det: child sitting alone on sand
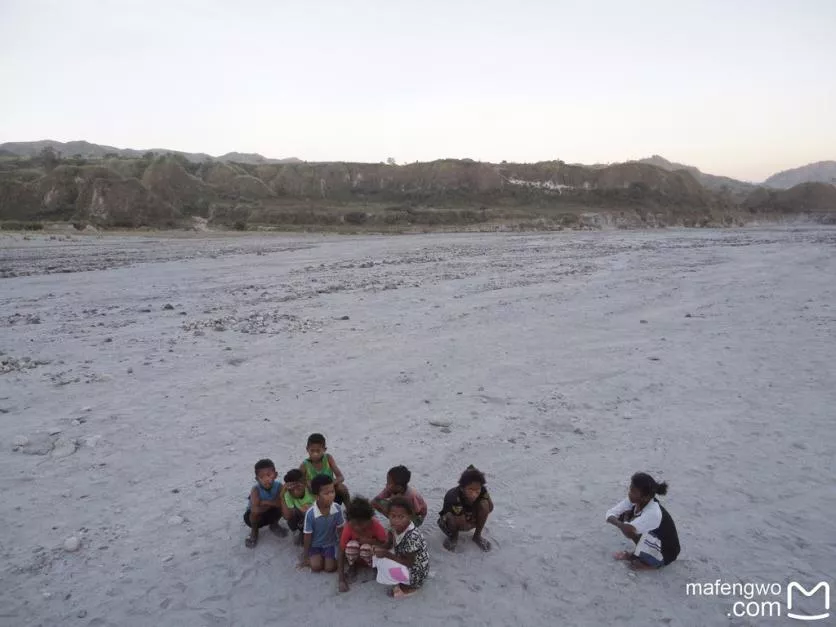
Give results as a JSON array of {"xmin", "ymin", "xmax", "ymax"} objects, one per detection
[
  {"xmin": 243, "ymin": 458, "xmax": 288, "ymax": 548},
  {"xmin": 373, "ymin": 496, "xmax": 430, "ymax": 598},
  {"xmin": 300, "ymin": 474, "xmax": 345, "ymax": 573},
  {"xmin": 606, "ymin": 472, "xmax": 681, "ymax": 569},
  {"xmin": 299, "ymin": 433, "xmax": 350, "ymax": 506},
  {"xmin": 438, "ymin": 465, "xmax": 494, "ymax": 552},
  {"xmin": 337, "ymin": 497, "xmax": 389, "ymax": 593},
  {"xmin": 280, "ymin": 468, "xmax": 315, "ymax": 543},
  {"xmin": 371, "ymin": 465, "xmax": 428, "ymax": 526}
]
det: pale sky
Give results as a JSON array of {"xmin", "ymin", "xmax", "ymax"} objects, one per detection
[{"xmin": 1, "ymin": 0, "xmax": 834, "ymax": 181}]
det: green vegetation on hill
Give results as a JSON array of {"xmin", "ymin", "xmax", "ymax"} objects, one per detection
[{"xmin": 1, "ymin": 146, "xmax": 833, "ymax": 231}]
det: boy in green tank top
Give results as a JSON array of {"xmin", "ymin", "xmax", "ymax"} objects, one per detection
[
  {"xmin": 299, "ymin": 433, "xmax": 351, "ymax": 506},
  {"xmin": 280, "ymin": 468, "xmax": 315, "ymax": 544}
]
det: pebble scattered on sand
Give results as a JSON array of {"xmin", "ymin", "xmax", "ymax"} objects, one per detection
[
  {"xmin": 63, "ymin": 536, "xmax": 81, "ymax": 552},
  {"xmin": 168, "ymin": 515, "xmax": 184, "ymax": 525}
]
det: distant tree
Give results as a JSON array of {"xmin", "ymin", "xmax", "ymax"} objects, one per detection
[
  {"xmin": 386, "ymin": 157, "xmax": 397, "ymax": 166},
  {"xmin": 142, "ymin": 151, "xmax": 156, "ymax": 161},
  {"xmin": 104, "ymin": 152, "xmax": 119, "ymax": 159},
  {"xmin": 38, "ymin": 147, "xmax": 59, "ymax": 171}
]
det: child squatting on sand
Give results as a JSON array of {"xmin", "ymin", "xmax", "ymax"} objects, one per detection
[
  {"xmin": 372, "ymin": 465, "xmax": 428, "ymax": 526},
  {"xmin": 300, "ymin": 433, "xmax": 351, "ymax": 506},
  {"xmin": 337, "ymin": 497, "xmax": 389, "ymax": 593},
  {"xmin": 606, "ymin": 472, "xmax": 681, "ymax": 569},
  {"xmin": 373, "ymin": 496, "xmax": 430, "ymax": 598},
  {"xmin": 243, "ymin": 458, "xmax": 288, "ymax": 548},
  {"xmin": 300, "ymin": 473, "xmax": 345, "ymax": 573},
  {"xmin": 280, "ymin": 468, "xmax": 315, "ymax": 543},
  {"xmin": 438, "ymin": 465, "xmax": 494, "ymax": 552}
]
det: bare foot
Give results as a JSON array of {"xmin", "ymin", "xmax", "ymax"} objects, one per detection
[
  {"xmin": 472, "ymin": 535, "xmax": 491, "ymax": 552},
  {"xmin": 613, "ymin": 551, "xmax": 633, "ymax": 561},
  {"xmin": 269, "ymin": 522, "xmax": 288, "ymax": 537},
  {"xmin": 393, "ymin": 584, "xmax": 418, "ymax": 598},
  {"xmin": 338, "ymin": 580, "xmax": 349, "ymax": 593},
  {"xmin": 629, "ymin": 560, "xmax": 656, "ymax": 571},
  {"xmin": 443, "ymin": 536, "xmax": 458, "ymax": 552},
  {"xmin": 245, "ymin": 534, "xmax": 258, "ymax": 548},
  {"xmin": 293, "ymin": 532, "xmax": 304, "ymax": 546}
]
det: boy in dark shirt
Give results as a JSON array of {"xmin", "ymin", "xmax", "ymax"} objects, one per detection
[{"xmin": 438, "ymin": 465, "xmax": 494, "ymax": 552}]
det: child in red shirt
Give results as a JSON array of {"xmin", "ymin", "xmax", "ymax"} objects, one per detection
[{"xmin": 337, "ymin": 497, "xmax": 388, "ymax": 593}]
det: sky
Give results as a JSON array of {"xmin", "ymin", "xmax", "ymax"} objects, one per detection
[{"xmin": 0, "ymin": 0, "xmax": 834, "ymax": 181}]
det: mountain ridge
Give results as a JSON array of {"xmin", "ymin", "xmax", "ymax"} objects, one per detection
[
  {"xmin": 763, "ymin": 161, "xmax": 836, "ymax": 189},
  {"xmin": 0, "ymin": 140, "xmax": 301, "ymax": 165}
]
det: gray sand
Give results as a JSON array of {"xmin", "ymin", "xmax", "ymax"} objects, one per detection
[{"xmin": 1, "ymin": 228, "xmax": 834, "ymax": 626}]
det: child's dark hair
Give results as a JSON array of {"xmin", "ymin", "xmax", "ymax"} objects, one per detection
[
  {"xmin": 346, "ymin": 497, "xmax": 374, "ymax": 521},
  {"xmin": 631, "ymin": 472, "xmax": 669, "ymax": 497},
  {"xmin": 458, "ymin": 464, "xmax": 486, "ymax": 488},
  {"xmin": 388, "ymin": 465, "xmax": 411, "ymax": 488},
  {"xmin": 284, "ymin": 468, "xmax": 303, "ymax": 483},
  {"xmin": 307, "ymin": 433, "xmax": 326, "ymax": 447},
  {"xmin": 254, "ymin": 458, "xmax": 275, "ymax": 473},
  {"xmin": 388, "ymin": 495, "xmax": 414, "ymax": 517},
  {"xmin": 310, "ymin": 473, "xmax": 334, "ymax": 495}
]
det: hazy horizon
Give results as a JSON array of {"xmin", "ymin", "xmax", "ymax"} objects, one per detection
[{"xmin": 1, "ymin": 0, "xmax": 834, "ymax": 182}]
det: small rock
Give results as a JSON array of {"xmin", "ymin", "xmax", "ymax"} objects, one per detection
[
  {"xmin": 104, "ymin": 337, "xmax": 113, "ymax": 343},
  {"xmin": 139, "ymin": 308, "xmax": 152, "ymax": 313},
  {"xmin": 127, "ymin": 368, "xmax": 133, "ymax": 374},
  {"xmin": 12, "ymin": 435, "xmax": 29, "ymax": 447},
  {"xmin": 162, "ymin": 554, "xmax": 174, "ymax": 562},
  {"xmin": 429, "ymin": 419, "xmax": 452, "ymax": 428},
  {"xmin": 77, "ymin": 610, "xmax": 87, "ymax": 618},
  {"xmin": 339, "ymin": 315, "xmax": 350, "ymax": 321},
  {"xmin": 168, "ymin": 515, "xmax": 184, "ymax": 525},
  {"xmin": 648, "ymin": 357, "xmax": 660, "ymax": 361},
  {"xmin": 71, "ymin": 419, "xmax": 81, "ymax": 427},
  {"xmin": 440, "ymin": 427, "xmax": 452, "ymax": 434},
  {"xmin": 51, "ymin": 437, "xmax": 78, "ymax": 459},
  {"xmin": 171, "ymin": 488, "xmax": 180, "ymax": 494},
  {"xmin": 639, "ymin": 319, "xmax": 648, "ymax": 324},
  {"xmin": 193, "ymin": 330, "xmax": 205, "ymax": 337},
  {"xmin": 63, "ymin": 536, "xmax": 81, "ymax": 552},
  {"xmin": 82, "ymin": 407, "xmax": 92, "ymax": 413},
  {"xmin": 685, "ymin": 313, "xmax": 693, "ymax": 318},
  {"xmin": 573, "ymin": 427, "xmax": 584, "ymax": 435},
  {"xmin": 163, "ymin": 304, "xmax": 174, "ymax": 310}
]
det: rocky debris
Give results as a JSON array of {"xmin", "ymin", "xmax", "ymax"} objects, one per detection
[
  {"xmin": 429, "ymin": 419, "xmax": 452, "ymax": 428},
  {"xmin": 12, "ymin": 432, "xmax": 82, "ymax": 457},
  {"xmin": 182, "ymin": 310, "xmax": 324, "ymax": 335},
  {"xmin": 1, "ymin": 355, "xmax": 50, "ymax": 374},
  {"xmin": 63, "ymin": 536, "xmax": 81, "ymax": 552},
  {"xmin": 3, "ymin": 312, "xmax": 42, "ymax": 326},
  {"xmin": 167, "ymin": 515, "xmax": 184, "ymax": 525},
  {"xmin": 163, "ymin": 303, "xmax": 174, "ymax": 310}
]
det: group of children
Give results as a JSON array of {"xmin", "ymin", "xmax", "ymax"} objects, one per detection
[
  {"xmin": 242, "ymin": 433, "xmax": 496, "ymax": 597},
  {"xmin": 243, "ymin": 433, "xmax": 681, "ymax": 597}
]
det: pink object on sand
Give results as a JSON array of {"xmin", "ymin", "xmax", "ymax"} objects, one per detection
[{"xmin": 389, "ymin": 567, "xmax": 409, "ymax": 583}]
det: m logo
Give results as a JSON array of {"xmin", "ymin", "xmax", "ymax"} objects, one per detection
[{"xmin": 787, "ymin": 582, "xmax": 830, "ymax": 621}]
